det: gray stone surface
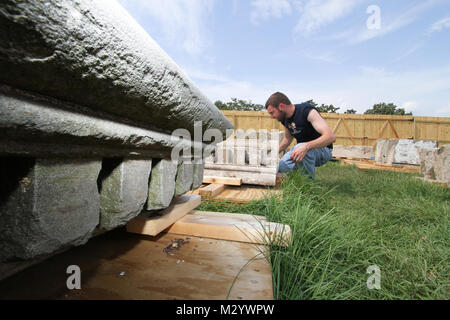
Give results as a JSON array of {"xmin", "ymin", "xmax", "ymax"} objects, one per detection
[
  {"xmin": 192, "ymin": 162, "xmax": 204, "ymax": 190},
  {"xmin": 332, "ymin": 145, "xmax": 374, "ymax": 159},
  {"xmin": 0, "ymin": 0, "xmax": 232, "ymax": 137},
  {"xmin": 99, "ymin": 159, "xmax": 152, "ymax": 230},
  {"xmin": 0, "ymin": 158, "xmax": 101, "ymax": 261},
  {"xmin": 175, "ymin": 161, "xmax": 194, "ymax": 196},
  {"xmin": 146, "ymin": 159, "xmax": 177, "ymax": 210},
  {"xmin": 376, "ymin": 139, "xmax": 439, "ymax": 165},
  {"xmin": 394, "ymin": 140, "xmax": 438, "ymax": 165},
  {"xmin": 375, "ymin": 139, "xmax": 398, "ymax": 164},
  {"xmin": 0, "ymin": 87, "xmax": 195, "ymax": 158},
  {"xmin": 418, "ymin": 144, "xmax": 450, "ymax": 183}
]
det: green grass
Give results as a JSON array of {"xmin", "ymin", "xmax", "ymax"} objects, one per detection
[{"xmin": 197, "ymin": 162, "xmax": 450, "ymax": 300}]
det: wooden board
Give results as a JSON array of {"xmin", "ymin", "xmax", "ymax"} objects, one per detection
[
  {"xmin": 126, "ymin": 194, "xmax": 201, "ymax": 236},
  {"xmin": 415, "ymin": 176, "xmax": 449, "ymax": 188},
  {"xmin": 189, "ymin": 185, "xmax": 281, "ymax": 204},
  {"xmin": 355, "ymin": 162, "xmax": 419, "ymax": 173},
  {"xmin": 340, "ymin": 159, "xmax": 420, "ymax": 173},
  {"xmin": 275, "ymin": 173, "xmax": 285, "ymax": 187},
  {"xmin": 203, "ymin": 176, "xmax": 242, "ymax": 186},
  {"xmin": 190, "ymin": 210, "xmax": 267, "ymax": 221},
  {"xmin": 166, "ymin": 212, "xmax": 291, "ymax": 246},
  {"xmin": 212, "ymin": 185, "xmax": 281, "ymax": 204},
  {"xmin": 198, "ymin": 183, "xmax": 225, "ymax": 199},
  {"xmin": 0, "ymin": 230, "xmax": 273, "ymax": 300}
]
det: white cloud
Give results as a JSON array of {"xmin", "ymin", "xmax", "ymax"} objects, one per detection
[
  {"xmin": 401, "ymin": 101, "xmax": 419, "ymax": 112},
  {"xmin": 187, "ymin": 64, "xmax": 450, "ymax": 116},
  {"xmin": 435, "ymin": 104, "xmax": 450, "ymax": 115},
  {"xmin": 117, "ymin": 0, "xmax": 215, "ymax": 55},
  {"xmin": 359, "ymin": 66, "xmax": 392, "ymax": 77},
  {"xmin": 293, "ymin": 0, "xmax": 361, "ymax": 35},
  {"xmin": 428, "ymin": 16, "xmax": 450, "ymax": 34},
  {"xmin": 250, "ymin": 0, "xmax": 292, "ymax": 25}
]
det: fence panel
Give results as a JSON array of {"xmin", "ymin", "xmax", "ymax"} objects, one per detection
[{"xmin": 221, "ymin": 110, "xmax": 449, "ymax": 147}]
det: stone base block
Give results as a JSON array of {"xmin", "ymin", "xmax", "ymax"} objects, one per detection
[
  {"xmin": 0, "ymin": 158, "xmax": 101, "ymax": 261},
  {"xmin": 99, "ymin": 158, "xmax": 152, "ymax": 230},
  {"xmin": 146, "ymin": 159, "xmax": 177, "ymax": 210}
]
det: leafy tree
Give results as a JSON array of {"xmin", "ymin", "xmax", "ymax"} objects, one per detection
[
  {"xmin": 364, "ymin": 102, "xmax": 412, "ymax": 115},
  {"xmin": 305, "ymin": 99, "xmax": 318, "ymax": 107},
  {"xmin": 344, "ymin": 109, "xmax": 357, "ymax": 114},
  {"xmin": 304, "ymin": 99, "xmax": 340, "ymax": 113},
  {"xmin": 214, "ymin": 98, "xmax": 264, "ymax": 111},
  {"xmin": 317, "ymin": 103, "xmax": 340, "ymax": 113}
]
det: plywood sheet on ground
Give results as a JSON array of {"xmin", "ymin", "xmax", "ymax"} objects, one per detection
[{"xmin": 0, "ymin": 229, "xmax": 273, "ymax": 300}]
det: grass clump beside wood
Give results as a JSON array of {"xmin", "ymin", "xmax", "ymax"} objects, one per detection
[{"xmin": 197, "ymin": 162, "xmax": 450, "ymax": 300}]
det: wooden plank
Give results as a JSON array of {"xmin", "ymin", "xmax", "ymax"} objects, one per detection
[
  {"xmin": 388, "ymin": 120, "xmax": 399, "ymax": 138},
  {"xmin": 341, "ymin": 118, "xmax": 355, "ymax": 145},
  {"xmin": 203, "ymin": 176, "xmax": 242, "ymax": 186},
  {"xmin": 190, "ymin": 210, "xmax": 268, "ymax": 221},
  {"xmin": 211, "ymin": 185, "xmax": 281, "ymax": 204},
  {"xmin": 166, "ymin": 212, "xmax": 291, "ymax": 246},
  {"xmin": 415, "ymin": 177, "xmax": 449, "ymax": 188},
  {"xmin": 353, "ymin": 162, "xmax": 419, "ymax": 173},
  {"xmin": 189, "ymin": 210, "xmax": 267, "ymax": 221},
  {"xmin": 276, "ymin": 173, "xmax": 285, "ymax": 187},
  {"xmin": 372, "ymin": 120, "xmax": 389, "ymax": 148},
  {"xmin": 126, "ymin": 194, "xmax": 201, "ymax": 236},
  {"xmin": 198, "ymin": 183, "xmax": 225, "ymax": 199},
  {"xmin": 332, "ymin": 118, "xmax": 342, "ymax": 133}
]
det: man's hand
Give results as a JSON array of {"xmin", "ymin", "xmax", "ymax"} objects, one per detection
[{"xmin": 290, "ymin": 144, "xmax": 309, "ymax": 162}]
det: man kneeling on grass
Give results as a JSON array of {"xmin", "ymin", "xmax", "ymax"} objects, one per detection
[{"xmin": 266, "ymin": 92, "xmax": 336, "ymax": 179}]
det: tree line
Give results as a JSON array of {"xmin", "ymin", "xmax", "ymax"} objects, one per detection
[{"xmin": 214, "ymin": 98, "xmax": 412, "ymax": 115}]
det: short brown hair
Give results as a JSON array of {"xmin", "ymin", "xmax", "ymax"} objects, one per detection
[{"xmin": 265, "ymin": 92, "xmax": 291, "ymax": 109}]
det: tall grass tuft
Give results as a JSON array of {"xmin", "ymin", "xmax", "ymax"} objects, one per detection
[{"xmin": 197, "ymin": 162, "xmax": 450, "ymax": 299}]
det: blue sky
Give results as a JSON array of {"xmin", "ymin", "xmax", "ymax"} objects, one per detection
[{"xmin": 117, "ymin": 0, "xmax": 450, "ymax": 116}]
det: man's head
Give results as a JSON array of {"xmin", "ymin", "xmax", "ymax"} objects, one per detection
[{"xmin": 265, "ymin": 92, "xmax": 292, "ymax": 122}]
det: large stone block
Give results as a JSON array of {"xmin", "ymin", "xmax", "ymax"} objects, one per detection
[
  {"xmin": 146, "ymin": 159, "xmax": 177, "ymax": 210},
  {"xmin": 0, "ymin": 0, "xmax": 232, "ymax": 137},
  {"xmin": 0, "ymin": 88, "xmax": 193, "ymax": 158},
  {"xmin": 0, "ymin": 158, "xmax": 101, "ymax": 261},
  {"xmin": 99, "ymin": 158, "xmax": 152, "ymax": 230},
  {"xmin": 332, "ymin": 145, "xmax": 374, "ymax": 159},
  {"xmin": 375, "ymin": 139, "xmax": 398, "ymax": 164},
  {"xmin": 394, "ymin": 140, "xmax": 438, "ymax": 165},
  {"xmin": 418, "ymin": 145, "xmax": 450, "ymax": 183}
]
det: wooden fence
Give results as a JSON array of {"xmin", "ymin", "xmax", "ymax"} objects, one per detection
[{"xmin": 221, "ymin": 111, "xmax": 450, "ymax": 147}]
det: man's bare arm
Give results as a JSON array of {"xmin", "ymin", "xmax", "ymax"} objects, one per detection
[
  {"xmin": 303, "ymin": 109, "xmax": 336, "ymax": 150},
  {"xmin": 279, "ymin": 127, "xmax": 293, "ymax": 154},
  {"xmin": 290, "ymin": 109, "xmax": 336, "ymax": 162}
]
